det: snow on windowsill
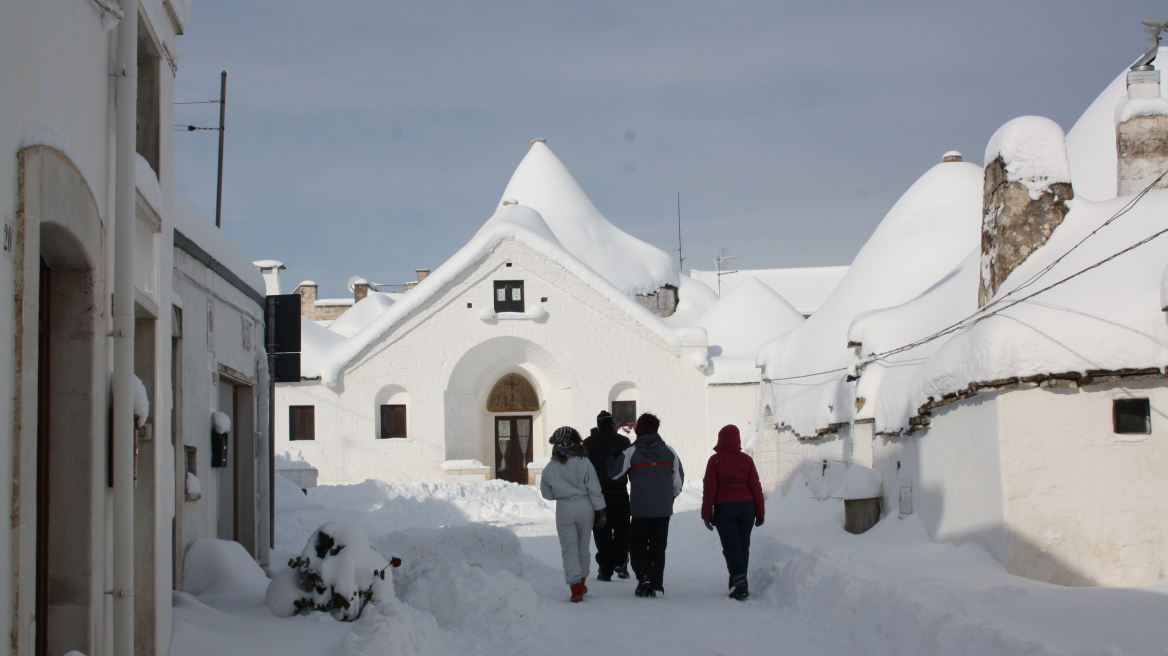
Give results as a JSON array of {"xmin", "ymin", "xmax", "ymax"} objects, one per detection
[{"xmin": 478, "ymin": 305, "xmax": 549, "ymax": 323}]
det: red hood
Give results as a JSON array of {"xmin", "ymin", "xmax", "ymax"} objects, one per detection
[{"xmin": 714, "ymin": 425, "xmax": 740, "ymax": 452}]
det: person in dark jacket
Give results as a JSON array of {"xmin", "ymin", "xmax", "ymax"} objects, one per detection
[
  {"xmin": 608, "ymin": 413, "xmax": 684, "ymax": 598},
  {"xmin": 583, "ymin": 410, "xmax": 632, "ymax": 581},
  {"xmin": 701, "ymin": 424, "xmax": 765, "ymax": 601}
]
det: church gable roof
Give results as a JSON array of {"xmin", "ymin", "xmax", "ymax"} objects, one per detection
[{"xmin": 301, "ymin": 203, "xmax": 705, "ymax": 385}]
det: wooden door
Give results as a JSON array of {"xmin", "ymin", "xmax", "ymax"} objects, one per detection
[
  {"xmin": 494, "ymin": 416, "xmax": 533, "ymax": 483},
  {"xmin": 35, "ymin": 260, "xmax": 50, "ymax": 656}
]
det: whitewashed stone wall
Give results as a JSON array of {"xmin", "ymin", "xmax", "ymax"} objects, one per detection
[{"xmin": 275, "ymin": 239, "xmax": 710, "ymax": 484}]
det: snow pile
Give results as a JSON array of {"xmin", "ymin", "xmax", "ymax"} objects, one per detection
[
  {"xmin": 185, "ymin": 472, "xmax": 201, "ymax": 497},
  {"xmin": 1065, "ymin": 47, "xmax": 1167, "ymax": 201},
  {"xmin": 1115, "ymin": 97, "xmax": 1168, "ymax": 125},
  {"xmin": 275, "ymin": 449, "xmax": 315, "ymax": 470},
  {"xmin": 135, "ymin": 153, "xmax": 163, "ymax": 213},
  {"xmin": 183, "ymin": 539, "xmax": 271, "ymax": 597},
  {"xmin": 374, "ymin": 526, "xmax": 542, "ymax": 637},
  {"xmin": 275, "ymin": 474, "xmax": 322, "ymax": 512},
  {"xmin": 327, "ymin": 293, "xmax": 396, "ymax": 338},
  {"xmin": 690, "ymin": 265, "xmax": 849, "ymax": 316},
  {"xmin": 498, "ymin": 141, "xmax": 679, "ymax": 296},
  {"xmin": 984, "ymin": 116, "xmax": 1071, "ymax": 199},
  {"xmin": 175, "ymin": 193, "xmax": 267, "ymax": 298},
  {"xmin": 694, "ymin": 276, "xmax": 804, "ymax": 383},
  {"xmin": 832, "ymin": 464, "xmax": 881, "ymax": 500},
  {"xmin": 133, "ymin": 375, "xmax": 150, "ymax": 428},
  {"xmin": 662, "ymin": 272, "xmax": 719, "ymax": 327},
  {"xmin": 758, "ymin": 160, "xmax": 983, "ymax": 436},
  {"xmin": 299, "ymin": 203, "xmax": 705, "ymax": 384},
  {"xmin": 212, "ymin": 411, "xmax": 231, "ymax": 434},
  {"xmin": 266, "ymin": 521, "xmax": 394, "ymax": 621}
]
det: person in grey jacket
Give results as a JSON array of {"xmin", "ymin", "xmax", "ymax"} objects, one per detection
[
  {"xmin": 607, "ymin": 413, "xmax": 684, "ymax": 598},
  {"xmin": 540, "ymin": 426, "xmax": 607, "ymax": 602}
]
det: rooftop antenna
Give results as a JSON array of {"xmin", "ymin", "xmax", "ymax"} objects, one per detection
[
  {"xmin": 714, "ymin": 247, "xmax": 739, "ymax": 296},
  {"xmin": 676, "ymin": 192, "xmax": 685, "ymax": 270},
  {"xmin": 1132, "ymin": 17, "xmax": 1167, "ymax": 70}
]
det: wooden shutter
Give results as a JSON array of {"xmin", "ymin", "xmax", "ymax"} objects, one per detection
[
  {"xmin": 289, "ymin": 406, "xmax": 315, "ymax": 441},
  {"xmin": 381, "ymin": 405, "xmax": 407, "ymax": 439}
]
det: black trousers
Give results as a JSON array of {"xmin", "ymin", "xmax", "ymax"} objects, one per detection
[
  {"xmin": 593, "ymin": 491, "xmax": 630, "ymax": 574},
  {"xmin": 629, "ymin": 516, "xmax": 670, "ymax": 588},
  {"xmin": 713, "ymin": 500, "xmax": 755, "ymax": 581}
]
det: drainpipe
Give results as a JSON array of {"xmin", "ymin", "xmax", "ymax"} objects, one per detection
[{"xmin": 112, "ymin": 1, "xmax": 138, "ymax": 653}]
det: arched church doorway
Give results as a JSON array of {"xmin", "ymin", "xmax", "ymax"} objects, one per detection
[{"xmin": 487, "ymin": 373, "xmax": 538, "ymax": 483}]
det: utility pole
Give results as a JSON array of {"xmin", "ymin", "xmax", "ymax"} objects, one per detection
[
  {"xmin": 215, "ymin": 71, "xmax": 226, "ymax": 228},
  {"xmin": 676, "ymin": 192, "xmax": 685, "ymax": 270}
]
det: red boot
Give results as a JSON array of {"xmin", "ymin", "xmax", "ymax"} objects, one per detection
[
  {"xmin": 569, "ymin": 581, "xmax": 585, "ymax": 603},
  {"xmin": 580, "ymin": 578, "xmax": 588, "ymax": 595}
]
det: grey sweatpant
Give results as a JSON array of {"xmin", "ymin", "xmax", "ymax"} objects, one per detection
[{"xmin": 556, "ymin": 496, "xmax": 595, "ymax": 585}]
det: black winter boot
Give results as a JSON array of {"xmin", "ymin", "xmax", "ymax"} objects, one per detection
[
  {"xmin": 729, "ymin": 575, "xmax": 749, "ymax": 601},
  {"xmin": 635, "ymin": 580, "xmax": 656, "ymax": 598}
]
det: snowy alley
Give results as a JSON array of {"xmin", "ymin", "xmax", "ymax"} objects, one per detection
[{"xmin": 170, "ymin": 476, "xmax": 1168, "ymax": 656}]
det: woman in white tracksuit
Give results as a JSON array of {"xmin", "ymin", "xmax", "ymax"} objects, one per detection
[{"xmin": 540, "ymin": 426, "xmax": 607, "ymax": 602}]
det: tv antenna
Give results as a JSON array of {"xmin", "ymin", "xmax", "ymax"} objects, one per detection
[
  {"xmin": 676, "ymin": 192, "xmax": 685, "ymax": 270},
  {"xmin": 1132, "ymin": 17, "xmax": 1167, "ymax": 69},
  {"xmin": 714, "ymin": 247, "xmax": 739, "ymax": 295}
]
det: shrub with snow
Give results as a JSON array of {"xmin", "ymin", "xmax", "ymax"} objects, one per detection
[{"xmin": 266, "ymin": 521, "xmax": 398, "ymax": 621}]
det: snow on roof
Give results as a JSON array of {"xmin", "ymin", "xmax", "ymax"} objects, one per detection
[
  {"xmin": 297, "ymin": 280, "xmax": 316, "ymax": 287},
  {"xmin": 689, "ymin": 265, "xmax": 849, "ymax": 316},
  {"xmin": 984, "ymin": 116, "xmax": 1071, "ymax": 198},
  {"xmin": 853, "ymin": 189, "xmax": 1168, "ymax": 435},
  {"xmin": 1115, "ymin": 98, "xmax": 1168, "ymax": 126},
  {"xmin": 758, "ymin": 160, "xmax": 983, "ymax": 436},
  {"xmin": 175, "ymin": 194, "xmax": 266, "ymax": 297},
  {"xmin": 498, "ymin": 141, "xmax": 679, "ymax": 296},
  {"xmin": 1065, "ymin": 47, "xmax": 1166, "ymax": 201},
  {"xmin": 327, "ymin": 292, "xmax": 396, "ymax": 338},
  {"xmin": 299, "ymin": 203, "xmax": 705, "ymax": 384},
  {"xmin": 253, "ymin": 260, "xmax": 285, "ymax": 269},
  {"xmin": 662, "ymin": 273, "xmax": 719, "ymax": 327},
  {"xmin": 695, "ymin": 276, "xmax": 805, "ymax": 384},
  {"xmin": 135, "ymin": 154, "xmax": 163, "ymax": 214}
]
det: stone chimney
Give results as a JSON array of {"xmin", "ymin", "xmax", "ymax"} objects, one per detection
[
  {"xmin": 404, "ymin": 269, "xmax": 430, "ymax": 292},
  {"xmin": 942, "ymin": 150, "xmax": 963, "ymax": 163},
  {"xmin": 1116, "ymin": 66, "xmax": 1168, "ymax": 196},
  {"xmin": 353, "ymin": 278, "xmax": 369, "ymax": 303},
  {"xmin": 253, "ymin": 260, "xmax": 285, "ymax": 296},
  {"xmin": 294, "ymin": 281, "xmax": 317, "ymax": 317},
  {"xmin": 979, "ymin": 117, "xmax": 1074, "ymax": 307}
]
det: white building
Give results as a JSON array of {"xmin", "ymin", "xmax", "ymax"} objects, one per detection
[
  {"xmin": 272, "ymin": 141, "xmax": 817, "ymax": 486},
  {"xmin": 0, "ymin": 2, "xmax": 271, "ymax": 655},
  {"xmin": 757, "ymin": 46, "xmax": 1168, "ymax": 587}
]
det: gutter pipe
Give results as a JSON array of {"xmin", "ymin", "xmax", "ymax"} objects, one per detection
[{"xmin": 112, "ymin": 2, "xmax": 138, "ymax": 653}]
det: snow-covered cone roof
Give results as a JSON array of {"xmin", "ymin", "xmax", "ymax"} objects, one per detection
[
  {"xmin": 499, "ymin": 141, "xmax": 679, "ymax": 295},
  {"xmin": 758, "ymin": 160, "xmax": 983, "ymax": 436},
  {"xmin": 327, "ymin": 292, "xmax": 396, "ymax": 338},
  {"xmin": 695, "ymin": 276, "xmax": 805, "ymax": 383},
  {"xmin": 689, "ymin": 266, "xmax": 849, "ymax": 316},
  {"xmin": 663, "ymin": 273, "xmax": 719, "ymax": 327},
  {"xmin": 1065, "ymin": 46, "xmax": 1167, "ymax": 201},
  {"xmin": 299, "ymin": 203, "xmax": 705, "ymax": 384},
  {"xmin": 853, "ymin": 189, "xmax": 1168, "ymax": 435}
]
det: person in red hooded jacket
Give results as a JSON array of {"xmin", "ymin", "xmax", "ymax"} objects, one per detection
[{"xmin": 701, "ymin": 424, "xmax": 765, "ymax": 601}]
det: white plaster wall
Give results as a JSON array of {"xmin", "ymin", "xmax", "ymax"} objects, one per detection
[
  {"xmin": 705, "ymin": 383, "xmax": 758, "ymax": 449},
  {"xmin": 997, "ymin": 382, "xmax": 1168, "ymax": 586},
  {"xmin": 912, "ymin": 393, "xmax": 1008, "ymax": 565},
  {"xmin": 275, "ymin": 239, "xmax": 710, "ymax": 484}
]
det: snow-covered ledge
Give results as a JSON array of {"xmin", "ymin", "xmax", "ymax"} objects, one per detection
[
  {"xmin": 527, "ymin": 457, "xmax": 551, "ymax": 487},
  {"xmin": 478, "ymin": 305, "xmax": 550, "ymax": 324},
  {"xmin": 442, "ymin": 459, "xmax": 492, "ymax": 482}
]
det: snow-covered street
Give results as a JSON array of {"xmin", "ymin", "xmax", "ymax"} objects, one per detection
[{"xmin": 170, "ymin": 477, "xmax": 1168, "ymax": 656}]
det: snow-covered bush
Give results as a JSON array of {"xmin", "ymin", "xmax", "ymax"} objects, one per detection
[{"xmin": 266, "ymin": 521, "xmax": 398, "ymax": 621}]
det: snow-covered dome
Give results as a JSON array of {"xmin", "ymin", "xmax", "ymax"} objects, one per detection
[
  {"xmin": 498, "ymin": 141, "xmax": 679, "ymax": 296},
  {"xmin": 696, "ymin": 276, "xmax": 804, "ymax": 382}
]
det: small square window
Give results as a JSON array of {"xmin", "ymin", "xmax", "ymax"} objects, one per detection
[
  {"xmin": 1114, "ymin": 398, "xmax": 1151, "ymax": 434},
  {"xmin": 540, "ymin": 297, "xmax": 547, "ymax": 302},
  {"xmin": 289, "ymin": 405, "xmax": 315, "ymax": 441},
  {"xmin": 612, "ymin": 401, "xmax": 637, "ymax": 426},
  {"xmin": 380, "ymin": 405, "xmax": 407, "ymax": 439},
  {"xmin": 493, "ymin": 280, "xmax": 525, "ymax": 313},
  {"xmin": 467, "ymin": 302, "xmax": 472, "ymax": 308}
]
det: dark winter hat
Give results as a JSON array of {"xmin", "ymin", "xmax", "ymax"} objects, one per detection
[
  {"xmin": 715, "ymin": 424, "xmax": 741, "ymax": 452},
  {"xmin": 596, "ymin": 410, "xmax": 614, "ymax": 430},
  {"xmin": 550, "ymin": 426, "xmax": 577, "ymax": 445},
  {"xmin": 549, "ymin": 426, "xmax": 584, "ymax": 458}
]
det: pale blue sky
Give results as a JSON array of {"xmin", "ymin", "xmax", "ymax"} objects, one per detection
[{"xmin": 174, "ymin": 2, "xmax": 1164, "ymax": 297}]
